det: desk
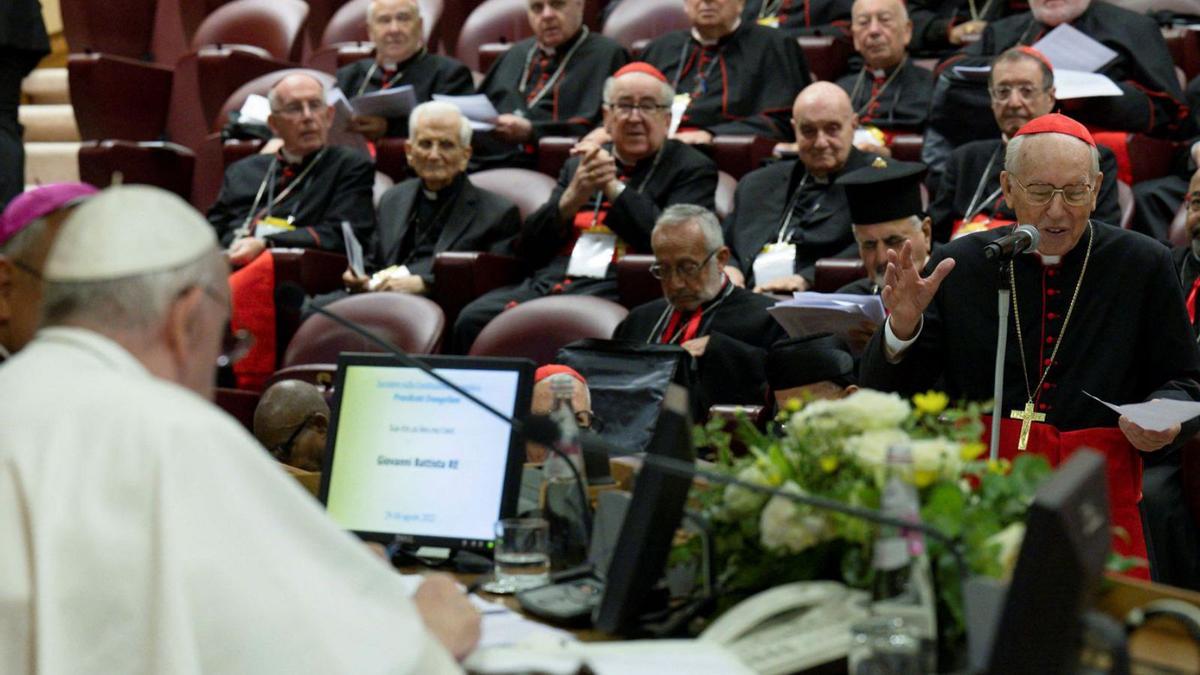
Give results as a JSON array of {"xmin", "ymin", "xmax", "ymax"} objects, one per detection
[{"xmin": 1100, "ymin": 575, "xmax": 1200, "ymax": 674}]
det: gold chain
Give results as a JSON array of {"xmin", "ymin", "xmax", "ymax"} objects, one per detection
[{"xmin": 1009, "ymin": 221, "xmax": 1094, "ymax": 405}]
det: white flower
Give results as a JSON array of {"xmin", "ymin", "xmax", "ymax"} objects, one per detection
[
  {"xmin": 909, "ymin": 437, "xmax": 964, "ymax": 483},
  {"xmin": 987, "ymin": 523, "xmax": 1026, "ymax": 579},
  {"xmin": 845, "ymin": 432, "xmax": 963, "ymax": 487},
  {"xmin": 792, "ymin": 389, "xmax": 911, "ymax": 431},
  {"xmin": 723, "ymin": 465, "xmax": 771, "ymax": 516},
  {"xmin": 759, "ymin": 482, "xmax": 830, "ymax": 553},
  {"xmin": 844, "ymin": 429, "xmax": 912, "ymax": 470}
]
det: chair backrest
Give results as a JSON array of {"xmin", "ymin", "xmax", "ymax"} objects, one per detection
[
  {"xmin": 283, "ymin": 293, "xmax": 447, "ymax": 367},
  {"xmin": 212, "ymin": 67, "xmax": 338, "ymax": 133},
  {"xmin": 1117, "ymin": 180, "xmax": 1134, "ymax": 230},
  {"xmin": 60, "ymin": 0, "xmax": 158, "ymax": 59},
  {"xmin": 77, "ymin": 140, "xmax": 197, "ymax": 201},
  {"xmin": 469, "ymin": 295, "xmax": 629, "ymax": 364},
  {"xmin": 798, "ymin": 35, "xmax": 854, "ymax": 82},
  {"xmin": 68, "ymin": 53, "xmax": 174, "ymax": 141},
  {"xmin": 321, "ymin": 0, "xmax": 442, "ymax": 47},
  {"xmin": 601, "ymin": 0, "xmax": 689, "ymax": 51},
  {"xmin": 715, "ymin": 170, "xmax": 737, "ymax": 221},
  {"xmin": 456, "ymin": 0, "xmax": 531, "ymax": 72},
  {"xmin": 813, "ymin": 257, "xmax": 866, "ymax": 292},
  {"xmin": 467, "ymin": 167, "xmax": 557, "ymax": 220},
  {"xmin": 191, "ymin": 0, "xmax": 311, "ymax": 62},
  {"xmin": 215, "ymin": 387, "xmax": 261, "ymax": 432}
]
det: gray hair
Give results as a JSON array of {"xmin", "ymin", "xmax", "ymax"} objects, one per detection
[
  {"xmin": 408, "ymin": 100, "xmax": 472, "ymax": 146},
  {"xmin": 602, "ymin": 73, "xmax": 675, "ymax": 107},
  {"xmin": 0, "ymin": 217, "xmax": 50, "ymax": 260},
  {"xmin": 42, "ymin": 249, "xmax": 225, "ymax": 332},
  {"xmin": 1005, "ymin": 133, "xmax": 1100, "ymax": 180},
  {"xmin": 653, "ymin": 204, "xmax": 724, "ymax": 250},
  {"xmin": 267, "ymin": 73, "xmax": 327, "ymax": 113},
  {"xmin": 367, "ymin": 0, "xmax": 421, "ymax": 24}
]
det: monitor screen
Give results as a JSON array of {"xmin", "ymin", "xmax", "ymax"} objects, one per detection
[{"xmin": 318, "ymin": 353, "xmax": 533, "ymax": 553}]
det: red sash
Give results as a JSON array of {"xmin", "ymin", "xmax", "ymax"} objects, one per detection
[
  {"xmin": 228, "ymin": 251, "xmax": 277, "ymax": 391},
  {"xmin": 982, "ymin": 416, "xmax": 1148, "ymax": 579}
]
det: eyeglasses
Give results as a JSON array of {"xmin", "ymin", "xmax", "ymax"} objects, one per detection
[
  {"xmin": 274, "ymin": 413, "xmax": 316, "ymax": 463},
  {"xmin": 989, "ymin": 84, "xmax": 1049, "ymax": 102},
  {"xmin": 218, "ymin": 328, "xmax": 255, "ymax": 368},
  {"xmin": 649, "ymin": 248, "xmax": 719, "ymax": 280},
  {"xmin": 273, "ymin": 99, "xmax": 326, "ymax": 118},
  {"xmin": 1010, "ymin": 175, "xmax": 1094, "ymax": 207},
  {"xmin": 606, "ymin": 101, "xmax": 671, "ymax": 117}
]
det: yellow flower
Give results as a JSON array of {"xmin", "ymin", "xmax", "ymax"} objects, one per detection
[
  {"xmin": 819, "ymin": 456, "xmax": 839, "ymax": 473},
  {"xmin": 913, "ymin": 469, "xmax": 938, "ymax": 488},
  {"xmin": 784, "ymin": 397, "xmax": 803, "ymax": 413},
  {"xmin": 960, "ymin": 442, "xmax": 986, "ymax": 461},
  {"xmin": 913, "ymin": 390, "xmax": 949, "ymax": 416},
  {"xmin": 987, "ymin": 458, "xmax": 1012, "ymax": 475}
]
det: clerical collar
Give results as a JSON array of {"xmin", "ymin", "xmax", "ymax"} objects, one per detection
[
  {"xmin": 537, "ymin": 26, "xmax": 585, "ymax": 58},
  {"xmin": 691, "ymin": 18, "xmax": 742, "ymax": 46},
  {"xmin": 377, "ymin": 45, "xmax": 425, "ymax": 72},
  {"xmin": 1037, "ymin": 253, "xmax": 1062, "ymax": 265},
  {"xmin": 420, "ymin": 172, "xmax": 465, "ymax": 201},
  {"xmin": 279, "ymin": 149, "xmax": 305, "ymax": 165}
]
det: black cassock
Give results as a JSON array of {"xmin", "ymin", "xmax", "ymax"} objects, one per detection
[
  {"xmin": 612, "ymin": 283, "xmax": 787, "ymax": 411},
  {"xmin": 861, "ymin": 222, "xmax": 1200, "ymax": 435},
  {"xmin": 475, "ymin": 28, "xmax": 629, "ymax": 169},
  {"xmin": 965, "ymin": 2, "xmax": 1187, "ymax": 137},
  {"xmin": 451, "ymin": 140, "xmax": 716, "ymax": 353},
  {"xmin": 725, "ymin": 147, "xmax": 879, "ymax": 286},
  {"xmin": 334, "ymin": 51, "xmax": 474, "ymax": 138},
  {"xmin": 835, "ymin": 60, "xmax": 934, "ymax": 135},
  {"xmin": 741, "ymin": 0, "xmax": 853, "ymax": 40},
  {"xmin": 206, "ymin": 145, "xmax": 376, "ymax": 253},
  {"xmin": 908, "ymin": 0, "xmax": 1025, "ymax": 57},
  {"xmin": 641, "ymin": 22, "xmax": 811, "ymax": 140},
  {"xmin": 930, "ymin": 138, "xmax": 1121, "ymax": 242}
]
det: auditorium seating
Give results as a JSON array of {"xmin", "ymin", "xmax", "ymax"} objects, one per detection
[
  {"xmin": 215, "ymin": 387, "xmax": 261, "ymax": 432},
  {"xmin": 191, "ymin": 0, "xmax": 310, "ymax": 63},
  {"xmin": 456, "ymin": 0, "xmax": 531, "ymax": 72},
  {"xmin": 307, "ymin": 0, "xmax": 444, "ymax": 73},
  {"xmin": 601, "ymin": 0, "xmax": 689, "ymax": 53},
  {"xmin": 537, "ymin": 136, "xmax": 578, "ymax": 178},
  {"xmin": 59, "ymin": 0, "xmax": 158, "ymax": 60},
  {"xmin": 282, "ymin": 293, "xmax": 447, "ymax": 367},
  {"xmin": 67, "ymin": 53, "xmax": 173, "ymax": 141},
  {"xmin": 77, "ymin": 140, "xmax": 196, "ymax": 200},
  {"xmin": 798, "ymin": 36, "xmax": 854, "ymax": 83},
  {"xmin": 889, "ymin": 134, "xmax": 924, "ymax": 163},
  {"xmin": 432, "ymin": 251, "xmax": 527, "ymax": 330},
  {"xmin": 616, "ymin": 255, "xmax": 662, "ymax": 309},
  {"xmin": 711, "ymin": 135, "xmax": 776, "ymax": 179},
  {"xmin": 814, "ymin": 258, "xmax": 866, "ymax": 293},
  {"xmin": 466, "ymin": 167, "xmax": 557, "ymax": 219},
  {"xmin": 468, "ymin": 295, "xmax": 628, "ymax": 364}
]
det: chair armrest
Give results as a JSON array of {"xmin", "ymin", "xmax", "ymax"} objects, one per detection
[
  {"xmin": 616, "ymin": 254, "xmax": 662, "ymax": 309},
  {"xmin": 813, "ymin": 257, "xmax": 866, "ymax": 293},
  {"xmin": 433, "ymin": 251, "xmax": 526, "ymax": 329},
  {"xmin": 711, "ymin": 135, "xmax": 776, "ymax": 179}
]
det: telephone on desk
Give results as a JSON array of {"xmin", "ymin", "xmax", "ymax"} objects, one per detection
[{"xmin": 700, "ymin": 581, "xmax": 870, "ymax": 675}]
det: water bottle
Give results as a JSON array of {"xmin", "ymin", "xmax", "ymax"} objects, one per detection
[{"xmin": 541, "ymin": 374, "xmax": 589, "ymax": 568}]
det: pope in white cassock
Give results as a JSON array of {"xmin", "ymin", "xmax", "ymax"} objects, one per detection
[{"xmin": 0, "ymin": 186, "xmax": 476, "ymax": 673}]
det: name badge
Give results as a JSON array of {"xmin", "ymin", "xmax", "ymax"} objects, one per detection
[
  {"xmin": 853, "ymin": 126, "xmax": 886, "ymax": 149},
  {"xmin": 255, "ymin": 215, "xmax": 295, "ymax": 239},
  {"xmin": 669, "ymin": 93, "xmax": 691, "ymax": 138},
  {"xmin": 757, "ymin": 15, "xmax": 781, "ymax": 27},
  {"xmin": 752, "ymin": 242, "xmax": 796, "ymax": 288},
  {"xmin": 567, "ymin": 230, "xmax": 618, "ymax": 279}
]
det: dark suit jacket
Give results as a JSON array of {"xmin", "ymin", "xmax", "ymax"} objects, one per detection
[
  {"xmin": 372, "ymin": 177, "xmax": 520, "ymax": 284},
  {"xmin": 1, "ymin": 0, "xmax": 49, "ymax": 54},
  {"xmin": 335, "ymin": 53, "xmax": 474, "ymax": 137}
]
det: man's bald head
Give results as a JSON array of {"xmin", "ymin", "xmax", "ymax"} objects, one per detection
[
  {"xmin": 792, "ymin": 83, "xmax": 857, "ymax": 177},
  {"xmin": 254, "ymin": 380, "xmax": 331, "ymax": 472}
]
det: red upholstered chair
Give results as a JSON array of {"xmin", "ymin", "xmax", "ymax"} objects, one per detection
[
  {"xmin": 191, "ymin": 0, "xmax": 310, "ymax": 63},
  {"xmin": 1117, "ymin": 181, "xmax": 1134, "ymax": 230},
  {"xmin": 616, "ymin": 254, "xmax": 662, "ymax": 309},
  {"xmin": 68, "ymin": 53, "xmax": 174, "ymax": 141},
  {"xmin": 375, "ymin": 137, "xmax": 410, "ymax": 183},
  {"xmin": 468, "ymin": 295, "xmax": 629, "ymax": 364},
  {"xmin": 456, "ymin": 0, "xmax": 531, "ymax": 72},
  {"xmin": 466, "ymin": 167, "xmax": 557, "ymax": 219},
  {"xmin": 798, "ymin": 35, "xmax": 854, "ymax": 82},
  {"xmin": 60, "ymin": 0, "xmax": 157, "ymax": 59},
  {"xmin": 712, "ymin": 135, "xmax": 776, "ymax": 179},
  {"xmin": 814, "ymin": 258, "xmax": 866, "ymax": 292},
  {"xmin": 262, "ymin": 364, "xmax": 340, "ymax": 393},
  {"xmin": 303, "ymin": 0, "xmax": 357, "ymax": 58},
  {"xmin": 432, "ymin": 251, "xmax": 527, "ymax": 332},
  {"xmin": 1164, "ymin": 26, "xmax": 1200, "ymax": 83},
  {"xmin": 601, "ymin": 0, "xmax": 690, "ymax": 52},
  {"xmin": 889, "ymin": 134, "xmax": 924, "ymax": 163},
  {"xmin": 216, "ymin": 387, "xmax": 262, "ymax": 432},
  {"xmin": 282, "ymin": 293, "xmax": 447, "ymax": 367},
  {"xmin": 537, "ymin": 136, "xmax": 579, "ymax": 178},
  {"xmin": 77, "ymin": 140, "xmax": 196, "ymax": 201},
  {"xmin": 436, "ymin": 0, "xmax": 487, "ymax": 58},
  {"xmin": 477, "ymin": 42, "xmax": 514, "ymax": 75},
  {"xmin": 715, "ymin": 170, "xmax": 737, "ymax": 220},
  {"xmin": 1127, "ymin": 134, "xmax": 1179, "ymax": 185}
]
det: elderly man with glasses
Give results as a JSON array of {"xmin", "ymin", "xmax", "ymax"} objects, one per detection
[
  {"xmin": 861, "ymin": 113, "xmax": 1200, "ymax": 585},
  {"xmin": 613, "ymin": 204, "xmax": 786, "ymax": 412},
  {"xmin": 207, "ymin": 73, "xmax": 376, "ymax": 268},
  {"xmin": 929, "ymin": 46, "xmax": 1119, "ymax": 242},
  {"xmin": 451, "ymin": 62, "xmax": 717, "ymax": 353}
]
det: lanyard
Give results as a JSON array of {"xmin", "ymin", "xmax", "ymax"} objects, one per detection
[
  {"xmin": 847, "ymin": 56, "xmax": 907, "ymax": 119},
  {"xmin": 237, "ymin": 148, "xmax": 328, "ymax": 237},
  {"xmin": 776, "ymin": 174, "xmax": 815, "ymax": 243},
  {"xmin": 519, "ymin": 26, "xmax": 589, "ymax": 109},
  {"xmin": 963, "ymin": 146, "xmax": 1002, "ymax": 222},
  {"xmin": 650, "ymin": 280, "xmax": 736, "ymax": 344},
  {"xmin": 355, "ymin": 48, "xmax": 426, "ymax": 97},
  {"xmin": 672, "ymin": 39, "xmax": 723, "ymax": 100}
]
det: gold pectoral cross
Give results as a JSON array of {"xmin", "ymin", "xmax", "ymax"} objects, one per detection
[{"xmin": 1009, "ymin": 401, "xmax": 1046, "ymax": 451}]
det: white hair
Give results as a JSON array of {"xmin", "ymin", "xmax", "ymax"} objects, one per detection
[
  {"xmin": 408, "ymin": 100, "xmax": 472, "ymax": 146},
  {"xmin": 1005, "ymin": 133, "xmax": 1100, "ymax": 180},
  {"xmin": 602, "ymin": 72, "xmax": 674, "ymax": 107},
  {"xmin": 653, "ymin": 204, "xmax": 724, "ymax": 250},
  {"xmin": 367, "ymin": 0, "xmax": 421, "ymax": 24},
  {"xmin": 267, "ymin": 73, "xmax": 327, "ymax": 113},
  {"xmin": 42, "ymin": 249, "xmax": 225, "ymax": 332}
]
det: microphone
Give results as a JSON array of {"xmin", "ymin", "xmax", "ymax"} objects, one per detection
[
  {"xmin": 983, "ymin": 223, "xmax": 1040, "ymax": 261},
  {"xmin": 523, "ymin": 416, "xmax": 970, "ymax": 584},
  {"xmin": 275, "ymin": 284, "xmax": 593, "ymax": 534}
]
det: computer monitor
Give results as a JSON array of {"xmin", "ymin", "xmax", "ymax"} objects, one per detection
[
  {"xmin": 318, "ymin": 353, "xmax": 534, "ymax": 554},
  {"xmin": 981, "ymin": 449, "xmax": 1111, "ymax": 673},
  {"xmin": 592, "ymin": 384, "xmax": 696, "ymax": 635}
]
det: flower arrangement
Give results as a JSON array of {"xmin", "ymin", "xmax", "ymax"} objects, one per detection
[{"xmin": 679, "ymin": 389, "xmax": 1054, "ymax": 648}]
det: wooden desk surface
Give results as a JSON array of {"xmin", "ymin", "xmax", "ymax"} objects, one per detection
[{"xmin": 1099, "ymin": 575, "xmax": 1200, "ymax": 674}]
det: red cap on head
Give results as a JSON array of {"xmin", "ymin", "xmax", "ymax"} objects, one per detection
[
  {"xmin": 1011, "ymin": 113, "xmax": 1096, "ymax": 147},
  {"xmin": 1015, "ymin": 46, "xmax": 1053, "ymax": 72},
  {"xmin": 612, "ymin": 61, "xmax": 669, "ymax": 83},
  {"xmin": 535, "ymin": 364, "xmax": 587, "ymax": 385}
]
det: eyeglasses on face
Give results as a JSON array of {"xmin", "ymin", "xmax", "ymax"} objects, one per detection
[
  {"xmin": 1010, "ymin": 175, "xmax": 1093, "ymax": 207},
  {"xmin": 274, "ymin": 413, "xmax": 316, "ymax": 462},
  {"xmin": 989, "ymin": 84, "xmax": 1048, "ymax": 102},
  {"xmin": 649, "ymin": 248, "xmax": 719, "ymax": 280},
  {"xmin": 273, "ymin": 99, "xmax": 326, "ymax": 118},
  {"xmin": 606, "ymin": 101, "xmax": 670, "ymax": 117}
]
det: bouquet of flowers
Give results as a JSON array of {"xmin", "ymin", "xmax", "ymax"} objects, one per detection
[{"xmin": 678, "ymin": 389, "xmax": 1054, "ymax": 647}]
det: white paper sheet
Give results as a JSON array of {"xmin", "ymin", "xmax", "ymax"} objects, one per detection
[
  {"xmin": 1084, "ymin": 392, "xmax": 1200, "ymax": 432},
  {"xmin": 433, "ymin": 93, "xmax": 501, "ymax": 125},
  {"xmin": 465, "ymin": 639, "xmax": 753, "ymax": 675},
  {"xmin": 341, "ymin": 220, "xmax": 365, "ymax": 277},
  {"xmin": 350, "ymin": 85, "xmax": 418, "ymax": 118},
  {"xmin": 565, "ymin": 231, "xmax": 616, "ymax": 279},
  {"xmin": 768, "ymin": 292, "xmax": 885, "ymax": 350},
  {"xmin": 1032, "ymin": 23, "xmax": 1118, "ymax": 73},
  {"xmin": 325, "ymin": 87, "xmax": 370, "ymax": 153},
  {"xmin": 1051, "ymin": 69, "xmax": 1123, "ymax": 99},
  {"xmin": 238, "ymin": 94, "xmax": 272, "ymax": 125}
]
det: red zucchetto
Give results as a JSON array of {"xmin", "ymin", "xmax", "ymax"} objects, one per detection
[
  {"xmin": 534, "ymin": 364, "xmax": 587, "ymax": 385},
  {"xmin": 1015, "ymin": 46, "xmax": 1053, "ymax": 72},
  {"xmin": 612, "ymin": 62, "xmax": 668, "ymax": 83},
  {"xmin": 1011, "ymin": 113, "xmax": 1096, "ymax": 147}
]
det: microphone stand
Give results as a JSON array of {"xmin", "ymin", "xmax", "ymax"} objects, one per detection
[
  {"xmin": 298, "ymin": 293, "xmax": 594, "ymax": 537},
  {"xmin": 990, "ymin": 261, "xmax": 1011, "ymax": 462}
]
